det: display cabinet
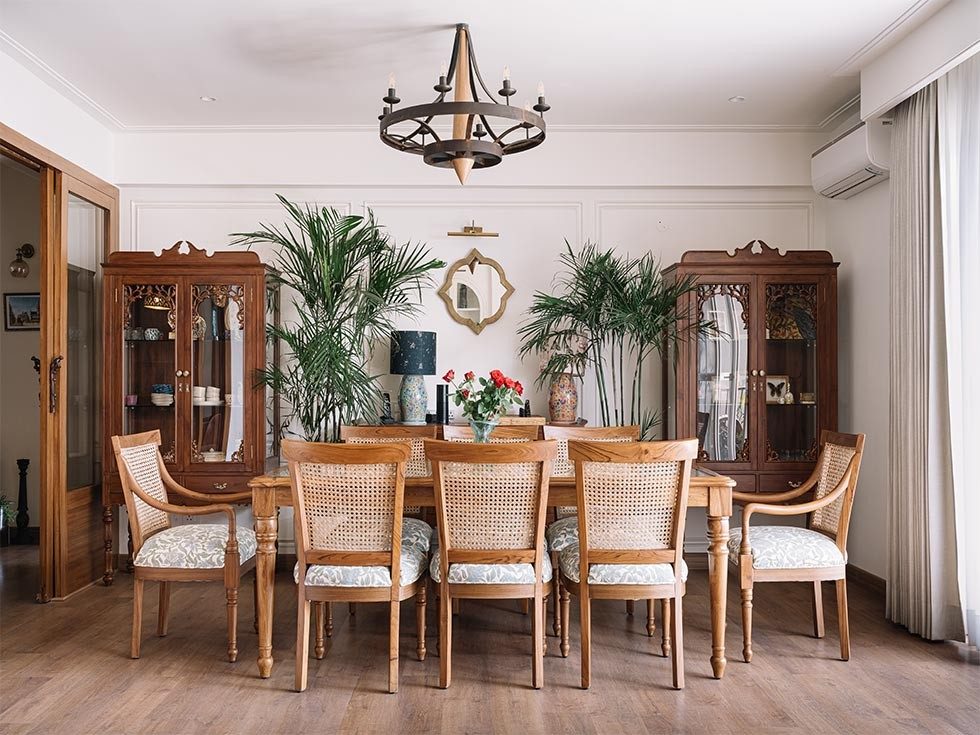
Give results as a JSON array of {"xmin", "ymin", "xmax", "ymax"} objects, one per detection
[
  {"xmin": 101, "ymin": 241, "xmax": 279, "ymax": 582},
  {"xmin": 662, "ymin": 240, "xmax": 838, "ymax": 494}
]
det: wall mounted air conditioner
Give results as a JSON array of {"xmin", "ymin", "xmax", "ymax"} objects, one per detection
[{"xmin": 811, "ymin": 119, "xmax": 890, "ymax": 199}]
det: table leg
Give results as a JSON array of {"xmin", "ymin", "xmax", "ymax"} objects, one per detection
[
  {"xmin": 706, "ymin": 510, "xmax": 730, "ymax": 679},
  {"xmin": 254, "ymin": 487, "xmax": 278, "ymax": 679}
]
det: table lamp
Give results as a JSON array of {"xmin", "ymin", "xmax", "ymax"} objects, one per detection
[{"xmin": 390, "ymin": 330, "xmax": 436, "ymax": 425}]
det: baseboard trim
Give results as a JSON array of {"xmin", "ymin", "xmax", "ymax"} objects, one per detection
[{"xmin": 847, "ymin": 563, "xmax": 886, "ymax": 597}]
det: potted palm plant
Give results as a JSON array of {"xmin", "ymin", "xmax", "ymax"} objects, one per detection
[{"xmin": 232, "ymin": 196, "xmax": 445, "ymax": 442}]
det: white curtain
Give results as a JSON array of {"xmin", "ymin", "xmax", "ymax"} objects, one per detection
[{"xmin": 938, "ymin": 53, "xmax": 980, "ymax": 658}]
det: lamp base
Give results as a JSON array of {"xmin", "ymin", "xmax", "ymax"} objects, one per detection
[{"xmin": 398, "ymin": 374, "xmax": 428, "ymax": 426}]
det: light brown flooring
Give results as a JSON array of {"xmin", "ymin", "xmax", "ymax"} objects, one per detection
[{"xmin": 1, "ymin": 545, "xmax": 977, "ymax": 734}]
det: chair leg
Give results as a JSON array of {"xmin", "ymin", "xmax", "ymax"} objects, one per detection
[
  {"xmin": 452, "ymin": 598, "xmax": 461, "ymax": 615},
  {"xmin": 439, "ymin": 582, "xmax": 452, "ymax": 689},
  {"xmin": 295, "ymin": 596, "xmax": 311, "ymax": 692},
  {"xmin": 552, "ymin": 561, "xmax": 562, "ymax": 637},
  {"xmin": 671, "ymin": 595, "xmax": 685, "ymax": 690},
  {"xmin": 416, "ymin": 583, "xmax": 427, "ymax": 662},
  {"xmin": 660, "ymin": 598, "xmax": 671, "ymax": 657},
  {"xmin": 131, "ymin": 577, "xmax": 144, "ymax": 659},
  {"xmin": 326, "ymin": 601, "xmax": 334, "ymax": 637},
  {"xmin": 741, "ymin": 586, "xmax": 753, "ymax": 663},
  {"xmin": 521, "ymin": 598, "xmax": 530, "ymax": 615},
  {"xmin": 560, "ymin": 584, "xmax": 570, "ymax": 658},
  {"xmin": 645, "ymin": 598, "xmax": 656, "ymax": 637},
  {"xmin": 226, "ymin": 585, "xmax": 239, "ymax": 663},
  {"xmin": 542, "ymin": 596, "xmax": 548, "ymax": 656},
  {"xmin": 253, "ymin": 573, "xmax": 259, "ymax": 634},
  {"xmin": 579, "ymin": 591, "xmax": 592, "ymax": 689},
  {"xmin": 812, "ymin": 581, "xmax": 825, "ymax": 638},
  {"xmin": 532, "ymin": 591, "xmax": 544, "ymax": 689},
  {"xmin": 314, "ymin": 602, "xmax": 326, "ymax": 660},
  {"xmin": 626, "ymin": 599, "xmax": 634, "ymax": 616},
  {"xmin": 157, "ymin": 581, "xmax": 170, "ymax": 637},
  {"xmin": 388, "ymin": 598, "xmax": 400, "ymax": 694},
  {"xmin": 836, "ymin": 579, "xmax": 850, "ymax": 661}
]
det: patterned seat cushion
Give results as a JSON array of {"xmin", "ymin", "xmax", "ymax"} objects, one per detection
[
  {"xmin": 401, "ymin": 517, "xmax": 434, "ymax": 553},
  {"xmin": 135, "ymin": 524, "xmax": 257, "ymax": 569},
  {"xmin": 728, "ymin": 526, "xmax": 845, "ymax": 570},
  {"xmin": 546, "ymin": 516, "xmax": 579, "ymax": 552},
  {"xmin": 558, "ymin": 543, "xmax": 688, "ymax": 585},
  {"xmin": 428, "ymin": 546, "xmax": 553, "ymax": 584}
]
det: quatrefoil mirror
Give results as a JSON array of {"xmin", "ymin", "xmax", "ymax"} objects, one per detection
[{"xmin": 438, "ymin": 248, "xmax": 514, "ymax": 335}]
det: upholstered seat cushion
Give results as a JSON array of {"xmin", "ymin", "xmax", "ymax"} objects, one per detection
[
  {"xmin": 546, "ymin": 516, "xmax": 579, "ymax": 553},
  {"xmin": 135, "ymin": 524, "xmax": 257, "ymax": 569},
  {"xmin": 428, "ymin": 542, "xmax": 553, "ymax": 584},
  {"xmin": 294, "ymin": 522, "xmax": 432, "ymax": 588},
  {"xmin": 558, "ymin": 543, "xmax": 688, "ymax": 585},
  {"xmin": 728, "ymin": 526, "xmax": 845, "ymax": 570}
]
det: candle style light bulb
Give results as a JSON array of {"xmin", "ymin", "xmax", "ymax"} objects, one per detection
[
  {"xmin": 502, "ymin": 66, "xmax": 510, "ymax": 81},
  {"xmin": 388, "ymin": 73, "xmax": 396, "ymax": 89},
  {"xmin": 537, "ymin": 82, "xmax": 545, "ymax": 97},
  {"xmin": 440, "ymin": 60, "xmax": 447, "ymax": 76},
  {"xmin": 524, "ymin": 101, "xmax": 532, "ymax": 112}
]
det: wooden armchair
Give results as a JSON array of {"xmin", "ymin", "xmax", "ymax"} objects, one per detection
[
  {"xmin": 542, "ymin": 425, "xmax": 640, "ymax": 636},
  {"xmin": 284, "ymin": 439, "xmax": 428, "ymax": 694},
  {"xmin": 425, "ymin": 438, "xmax": 557, "ymax": 689},
  {"xmin": 110, "ymin": 430, "xmax": 256, "ymax": 662},
  {"xmin": 560, "ymin": 439, "xmax": 698, "ymax": 690},
  {"xmin": 730, "ymin": 430, "xmax": 866, "ymax": 662}
]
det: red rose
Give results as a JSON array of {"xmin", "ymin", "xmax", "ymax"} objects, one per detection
[
  {"xmin": 504, "ymin": 377, "xmax": 515, "ymax": 389},
  {"xmin": 461, "ymin": 389, "xmax": 470, "ymax": 398},
  {"xmin": 489, "ymin": 369, "xmax": 502, "ymax": 380},
  {"xmin": 492, "ymin": 374, "xmax": 505, "ymax": 387},
  {"xmin": 464, "ymin": 371, "xmax": 475, "ymax": 381},
  {"xmin": 515, "ymin": 381, "xmax": 524, "ymax": 396},
  {"xmin": 442, "ymin": 370, "xmax": 455, "ymax": 382}
]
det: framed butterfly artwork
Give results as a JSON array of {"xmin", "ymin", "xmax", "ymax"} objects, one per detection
[{"xmin": 765, "ymin": 375, "xmax": 790, "ymax": 404}]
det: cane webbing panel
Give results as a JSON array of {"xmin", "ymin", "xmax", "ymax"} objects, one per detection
[
  {"xmin": 119, "ymin": 443, "xmax": 171, "ymax": 542},
  {"xmin": 345, "ymin": 437, "xmax": 430, "ymax": 478},
  {"xmin": 581, "ymin": 460, "xmax": 681, "ymax": 550},
  {"xmin": 297, "ymin": 462, "xmax": 397, "ymax": 552},
  {"xmin": 440, "ymin": 461, "xmax": 541, "ymax": 550},
  {"xmin": 553, "ymin": 434, "xmax": 635, "ymax": 517},
  {"xmin": 810, "ymin": 443, "xmax": 856, "ymax": 536}
]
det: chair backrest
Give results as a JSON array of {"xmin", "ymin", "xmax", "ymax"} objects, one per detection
[
  {"xmin": 543, "ymin": 425, "xmax": 640, "ymax": 477},
  {"xmin": 111, "ymin": 430, "xmax": 172, "ymax": 554},
  {"xmin": 425, "ymin": 439, "xmax": 557, "ymax": 581},
  {"xmin": 806, "ymin": 430, "xmax": 866, "ymax": 550},
  {"xmin": 283, "ymin": 440, "xmax": 411, "ymax": 583},
  {"xmin": 442, "ymin": 424, "xmax": 540, "ymax": 443},
  {"xmin": 568, "ymin": 439, "xmax": 698, "ymax": 585},
  {"xmin": 340, "ymin": 424, "xmax": 437, "ymax": 478}
]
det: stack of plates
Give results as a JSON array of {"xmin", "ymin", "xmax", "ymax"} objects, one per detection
[{"xmin": 150, "ymin": 392, "xmax": 174, "ymax": 406}]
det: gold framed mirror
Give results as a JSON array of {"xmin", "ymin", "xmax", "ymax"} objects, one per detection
[{"xmin": 438, "ymin": 248, "xmax": 514, "ymax": 334}]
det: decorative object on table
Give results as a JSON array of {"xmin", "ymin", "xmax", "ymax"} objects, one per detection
[
  {"xmin": 548, "ymin": 371, "xmax": 579, "ymax": 424},
  {"xmin": 4, "ymin": 292, "xmax": 40, "ymax": 331},
  {"xmin": 447, "ymin": 220, "xmax": 498, "ymax": 237},
  {"xmin": 390, "ymin": 330, "xmax": 436, "ymax": 426},
  {"xmin": 379, "ymin": 23, "xmax": 549, "ymax": 185},
  {"xmin": 765, "ymin": 375, "xmax": 790, "ymax": 405},
  {"xmin": 519, "ymin": 242, "xmax": 708, "ymax": 438},
  {"xmin": 143, "ymin": 327, "xmax": 162, "ymax": 341},
  {"xmin": 435, "ymin": 383, "xmax": 450, "ymax": 424},
  {"xmin": 438, "ymin": 248, "xmax": 514, "ymax": 335},
  {"xmin": 8, "ymin": 243, "xmax": 34, "ymax": 279},
  {"xmin": 441, "ymin": 368, "xmax": 524, "ymax": 442},
  {"xmin": 232, "ymin": 197, "xmax": 443, "ymax": 442},
  {"xmin": 379, "ymin": 392, "xmax": 396, "ymax": 424}
]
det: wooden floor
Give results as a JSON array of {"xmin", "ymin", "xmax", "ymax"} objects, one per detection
[{"xmin": 1, "ymin": 546, "xmax": 977, "ymax": 734}]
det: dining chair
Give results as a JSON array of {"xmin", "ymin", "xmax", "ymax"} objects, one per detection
[
  {"xmin": 425, "ymin": 438, "xmax": 557, "ymax": 689},
  {"xmin": 284, "ymin": 439, "xmax": 429, "ymax": 693},
  {"xmin": 441, "ymin": 424, "xmax": 541, "ymax": 442},
  {"xmin": 110, "ymin": 430, "xmax": 256, "ymax": 662},
  {"xmin": 559, "ymin": 438, "xmax": 698, "ymax": 690},
  {"xmin": 730, "ymin": 430, "xmax": 865, "ymax": 662}
]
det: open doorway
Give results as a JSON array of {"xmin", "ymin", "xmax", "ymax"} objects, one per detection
[{"xmin": 0, "ymin": 152, "xmax": 42, "ymax": 602}]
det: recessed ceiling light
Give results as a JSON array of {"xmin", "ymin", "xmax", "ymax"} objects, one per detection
[
  {"xmin": 200, "ymin": 95, "xmax": 217, "ymax": 102},
  {"xmin": 728, "ymin": 95, "xmax": 747, "ymax": 103}
]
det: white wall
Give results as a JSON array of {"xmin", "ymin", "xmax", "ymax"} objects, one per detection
[{"xmin": 0, "ymin": 159, "xmax": 41, "ymax": 524}]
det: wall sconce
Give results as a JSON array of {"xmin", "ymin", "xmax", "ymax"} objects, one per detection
[{"xmin": 9, "ymin": 243, "xmax": 34, "ymax": 279}]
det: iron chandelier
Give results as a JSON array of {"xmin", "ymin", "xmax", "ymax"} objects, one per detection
[{"xmin": 379, "ymin": 23, "xmax": 550, "ymax": 185}]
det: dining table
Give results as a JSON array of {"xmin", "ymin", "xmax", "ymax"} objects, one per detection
[{"xmin": 248, "ymin": 466, "xmax": 735, "ymax": 680}]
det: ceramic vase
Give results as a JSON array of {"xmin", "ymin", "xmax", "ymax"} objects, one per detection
[
  {"xmin": 548, "ymin": 373, "xmax": 578, "ymax": 424},
  {"xmin": 469, "ymin": 419, "xmax": 498, "ymax": 443},
  {"xmin": 399, "ymin": 374, "xmax": 428, "ymax": 425}
]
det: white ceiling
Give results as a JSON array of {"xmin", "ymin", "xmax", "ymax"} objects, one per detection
[{"xmin": 0, "ymin": 0, "xmax": 946, "ymax": 131}]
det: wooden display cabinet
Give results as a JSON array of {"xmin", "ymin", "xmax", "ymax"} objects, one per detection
[
  {"xmin": 662, "ymin": 240, "xmax": 838, "ymax": 494},
  {"xmin": 101, "ymin": 242, "xmax": 279, "ymax": 583}
]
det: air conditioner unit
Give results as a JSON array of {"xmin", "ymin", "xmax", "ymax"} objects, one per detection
[{"xmin": 811, "ymin": 119, "xmax": 890, "ymax": 199}]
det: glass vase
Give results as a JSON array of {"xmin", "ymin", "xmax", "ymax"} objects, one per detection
[{"xmin": 468, "ymin": 419, "xmax": 499, "ymax": 443}]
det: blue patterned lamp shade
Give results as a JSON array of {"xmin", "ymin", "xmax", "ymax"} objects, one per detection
[{"xmin": 390, "ymin": 331, "xmax": 437, "ymax": 376}]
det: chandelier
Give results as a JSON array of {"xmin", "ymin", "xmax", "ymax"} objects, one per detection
[{"xmin": 379, "ymin": 23, "xmax": 550, "ymax": 185}]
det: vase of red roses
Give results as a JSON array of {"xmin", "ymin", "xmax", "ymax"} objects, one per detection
[{"xmin": 442, "ymin": 369, "xmax": 524, "ymax": 442}]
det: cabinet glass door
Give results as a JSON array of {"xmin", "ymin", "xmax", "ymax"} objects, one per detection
[
  {"xmin": 188, "ymin": 282, "xmax": 247, "ymax": 466},
  {"xmin": 264, "ymin": 281, "xmax": 281, "ymax": 469},
  {"xmin": 122, "ymin": 282, "xmax": 179, "ymax": 464},
  {"xmin": 695, "ymin": 282, "xmax": 752, "ymax": 465},
  {"xmin": 762, "ymin": 280, "xmax": 819, "ymax": 464}
]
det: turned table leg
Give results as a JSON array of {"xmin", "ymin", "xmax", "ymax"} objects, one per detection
[
  {"xmin": 254, "ymin": 487, "xmax": 279, "ymax": 679},
  {"xmin": 706, "ymin": 500, "xmax": 731, "ymax": 679},
  {"xmin": 102, "ymin": 505, "xmax": 115, "ymax": 586}
]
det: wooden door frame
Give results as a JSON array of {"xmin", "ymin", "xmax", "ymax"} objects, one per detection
[{"xmin": 1, "ymin": 123, "xmax": 118, "ymax": 602}]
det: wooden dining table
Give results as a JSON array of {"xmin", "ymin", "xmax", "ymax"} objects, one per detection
[{"xmin": 248, "ymin": 466, "xmax": 734, "ymax": 680}]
